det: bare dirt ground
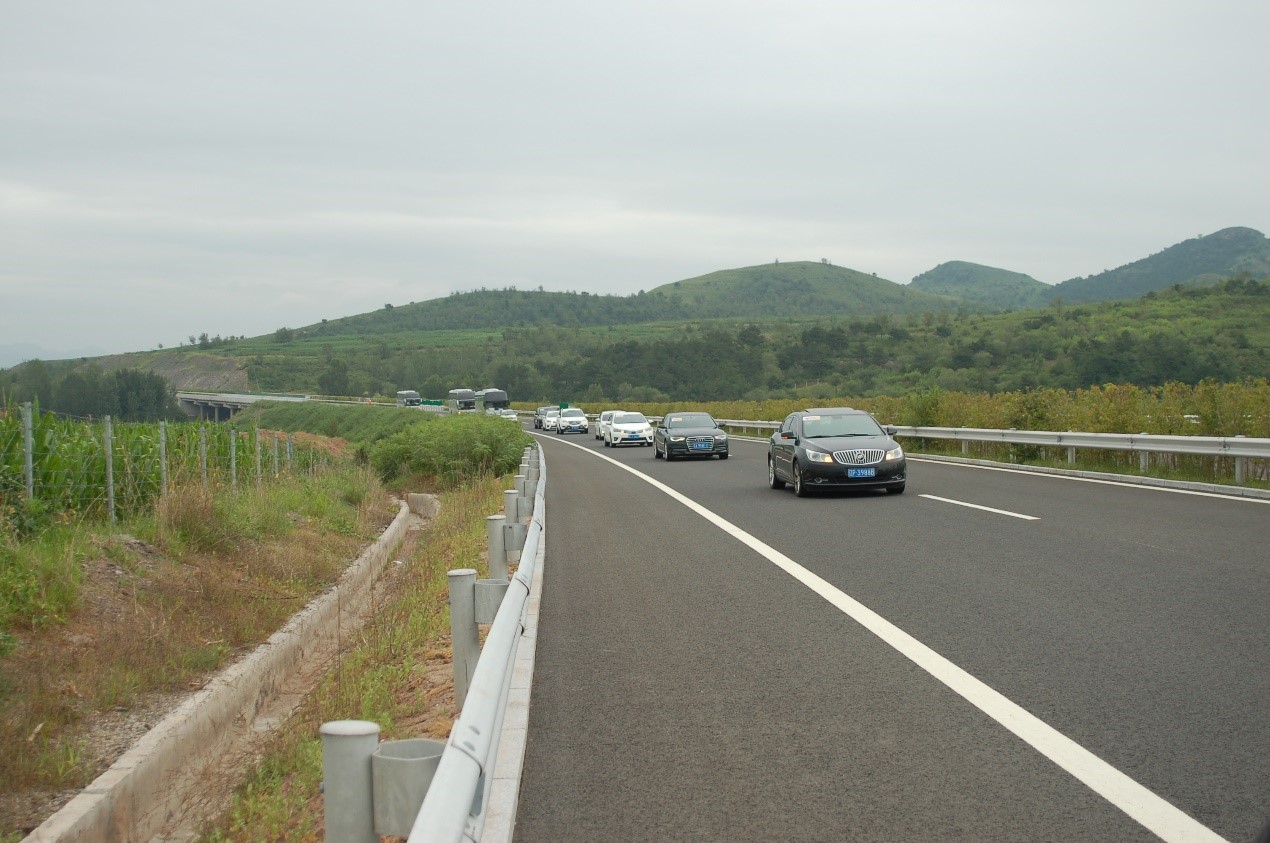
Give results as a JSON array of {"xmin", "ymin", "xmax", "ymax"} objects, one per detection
[{"xmin": 1, "ymin": 499, "xmax": 458, "ymax": 841}]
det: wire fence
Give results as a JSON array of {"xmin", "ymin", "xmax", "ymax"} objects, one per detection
[{"xmin": 1, "ymin": 402, "xmax": 330, "ymax": 534}]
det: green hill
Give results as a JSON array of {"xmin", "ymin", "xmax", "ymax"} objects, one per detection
[
  {"xmin": 1052, "ymin": 227, "xmax": 1270, "ymax": 303},
  {"xmin": 909, "ymin": 261, "xmax": 1053, "ymax": 310},
  {"xmin": 297, "ymin": 261, "xmax": 964, "ymax": 340},
  {"xmin": 645, "ymin": 261, "xmax": 962, "ymax": 317}
]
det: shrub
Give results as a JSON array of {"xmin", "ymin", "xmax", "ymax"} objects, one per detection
[{"xmin": 369, "ymin": 415, "xmax": 532, "ymax": 487}]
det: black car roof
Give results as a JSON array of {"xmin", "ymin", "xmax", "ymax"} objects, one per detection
[{"xmin": 803, "ymin": 407, "xmax": 860, "ymax": 415}]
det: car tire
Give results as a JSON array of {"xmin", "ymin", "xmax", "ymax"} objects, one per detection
[
  {"xmin": 768, "ymin": 458, "xmax": 785, "ymax": 489},
  {"xmin": 654, "ymin": 441, "xmax": 663, "ymax": 458},
  {"xmin": 718, "ymin": 453, "xmax": 728, "ymax": 460},
  {"xmin": 792, "ymin": 463, "xmax": 811, "ymax": 497},
  {"xmin": 664, "ymin": 444, "xmax": 675, "ymax": 461},
  {"xmin": 887, "ymin": 484, "xmax": 906, "ymax": 495}
]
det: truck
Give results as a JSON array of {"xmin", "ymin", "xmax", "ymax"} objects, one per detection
[{"xmin": 395, "ymin": 390, "xmax": 422, "ymax": 407}]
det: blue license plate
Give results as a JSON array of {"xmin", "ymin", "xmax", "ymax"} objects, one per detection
[
  {"xmin": 691, "ymin": 441, "xmax": 712, "ymax": 450},
  {"xmin": 847, "ymin": 467, "xmax": 876, "ymax": 478}
]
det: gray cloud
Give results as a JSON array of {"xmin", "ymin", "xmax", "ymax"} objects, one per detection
[{"xmin": 2, "ymin": 0, "xmax": 1267, "ymax": 362}]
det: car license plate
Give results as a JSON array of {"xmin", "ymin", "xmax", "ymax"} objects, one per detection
[
  {"xmin": 691, "ymin": 441, "xmax": 712, "ymax": 450},
  {"xmin": 847, "ymin": 467, "xmax": 876, "ymax": 478}
]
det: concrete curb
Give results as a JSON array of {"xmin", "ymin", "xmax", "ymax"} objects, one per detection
[{"xmin": 25, "ymin": 496, "xmax": 430, "ymax": 843}]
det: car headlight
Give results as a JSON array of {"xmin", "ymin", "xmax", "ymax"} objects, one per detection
[
  {"xmin": 715, "ymin": 433, "xmax": 728, "ymax": 440},
  {"xmin": 807, "ymin": 451, "xmax": 835, "ymax": 463},
  {"xmin": 885, "ymin": 446, "xmax": 904, "ymax": 460},
  {"xmin": 669, "ymin": 435, "xmax": 685, "ymax": 442}
]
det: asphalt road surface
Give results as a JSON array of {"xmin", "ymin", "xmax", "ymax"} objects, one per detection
[{"xmin": 513, "ymin": 429, "xmax": 1269, "ymax": 842}]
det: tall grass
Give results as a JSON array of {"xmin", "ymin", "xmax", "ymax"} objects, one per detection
[
  {"xmin": 203, "ymin": 474, "xmax": 508, "ymax": 841},
  {"xmin": 0, "ymin": 463, "xmax": 393, "ymax": 807}
]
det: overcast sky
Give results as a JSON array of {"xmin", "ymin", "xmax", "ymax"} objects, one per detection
[{"xmin": 2, "ymin": 1, "xmax": 1267, "ymax": 365}]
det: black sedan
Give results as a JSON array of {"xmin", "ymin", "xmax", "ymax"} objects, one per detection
[
  {"xmin": 768, "ymin": 408, "xmax": 906, "ymax": 496},
  {"xmin": 653, "ymin": 411, "xmax": 729, "ymax": 460}
]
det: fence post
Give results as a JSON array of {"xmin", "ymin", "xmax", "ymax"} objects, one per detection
[
  {"xmin": 319, "ymin": 720, "xmax": 380, "ymax": 843},
  {"xmin": 159, "ymin": 421, "xmax": 168, "ymax": 494},
  {"xmin": 287, "ymin": 433, "xmax": 294, "ymax": 471},
  {"xmin": 199, "ymin": 424, "xmax": 208, "ymax": 489},
  {"xmin": 104, "ymin": 416, "xmax": 115, "ymax": 524},
  {"xmin": 255, "ymin": 427, "xmax": 262, "ymax": 486},
  {"xmin": 448, "ymin": 568, "xmax": 479, "ymax": 708},
  {"xmin": 22, "ymin": 402, "xmax": 34, "ymax": 500},
  {"xmin": 230, "ymin": 431, "xmax": 238, "ymax": 493}
]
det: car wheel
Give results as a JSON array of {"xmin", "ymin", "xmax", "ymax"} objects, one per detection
[
  {"xmin": 654, "ymin": 441, "xmax": 663, "ymax": 458},
  {"xmin": 792, "ymin": 463, "xmax": 811, "ymax": 497},
  {"xmin": 887, "ymin": 484, "xmax": 906, "ymax": 495},
  {"xmin": 664, "ymin": 443, "xmax": 675, "ymax": 461},
  {"xmin": 767, "ymin": 458, "xmax": 786, "ymax": 489},
  {"xmin": 718, "ymin": 453, "xmax": 729, "ymax": 460}
]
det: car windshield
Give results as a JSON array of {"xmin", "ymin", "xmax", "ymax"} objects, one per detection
[
  {"xmin": 665, "ymin": 413, "xmax": 715, "ymax": 428},
  {"xmin": 615, "ymin": 413, "xmax": 647, "ymax": 425},
  {"xmin": 561, "ymin": 409, "xmax": 585, "ymax": 418},
  {"xmin": 801, "ymin": 414, "xmax": 884, "ymax": 438}
]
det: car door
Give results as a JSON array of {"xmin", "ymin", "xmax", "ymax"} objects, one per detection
[{"xmin": 771, "ymin": 414, "xmax": 798, "ymax": 479}]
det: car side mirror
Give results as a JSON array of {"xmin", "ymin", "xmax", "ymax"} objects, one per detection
[
  {"xmin": 780, "ymin": 431, "xmax": 796, "ymax": 440},
  {"xmin": 885, "ymin": 425, "xmax": 897, "ymax": 436}
]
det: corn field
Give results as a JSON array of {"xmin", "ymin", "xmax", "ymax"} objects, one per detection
[{"xmin": 1, "ymin": 403, "xmax": 330, "ymax": 536}]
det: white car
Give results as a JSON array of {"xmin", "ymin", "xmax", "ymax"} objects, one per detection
[
  {"xmin": 541, "ymin": 409, "xmax": 560, "ymax": 431},
  {"xmin": 555, "ymin": 407, "xmax": 589, "ymax": 434},
  {"xmin": 595, "ymin": 409, "xmax": 624, "ymax": 440},
  {"xmin": 500, "ymin": 409, "xmax": 520, "ymax": 421},
  {"xmin": 605, "ymin": 412, "xmax": 654, "ymax": 447}
]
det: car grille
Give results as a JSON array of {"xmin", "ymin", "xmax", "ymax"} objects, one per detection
[{"xmin": 831, "ymin": 448, "xmax": 885, "ymax": 465}]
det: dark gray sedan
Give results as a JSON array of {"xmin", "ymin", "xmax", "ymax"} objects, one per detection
[
  {"xmin": 653, "ymin": 411, "xmax": 729, "ymax": 460},
  {"xmin": 768, "ymin": 407, "xmax": 906, "ymax": 496}
]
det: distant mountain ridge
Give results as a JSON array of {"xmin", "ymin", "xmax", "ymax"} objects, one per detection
[
  {"xmin": 306, "ymin": 227, "xmax": 1264, "ymax": 336},
  {"xmin": 1051, "ymin": 226, "xmax": 1270, "ymax": 303},
  {"xmin": 906, "ymin": 227, "xmax": 1269, "ymax": 311}
]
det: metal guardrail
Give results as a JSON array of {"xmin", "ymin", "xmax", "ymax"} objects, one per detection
[
  {"xmin": 407, "ymin": 446, "xmax": 546, "ymax": 842},
  {"xmin": 710, "ymin": 419, "xmax": 1269, "ymax": 484}
]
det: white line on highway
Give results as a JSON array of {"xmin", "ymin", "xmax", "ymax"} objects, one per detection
[
  {"xmin": 909, "ymin": 456, "xmax": 1270, "ymax": 504},
  {"xmin": 919, "ymin": 494, "xmax": 1040, "ymax": 520},
  {"xmin": 538, "ymin": 433, "xmax": 1228, "ymax": 843}
]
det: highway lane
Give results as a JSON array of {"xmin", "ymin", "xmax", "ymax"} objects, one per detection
[{"xmin": 514, "ymin": 430, "xmax": 1269, "ymax": 842}]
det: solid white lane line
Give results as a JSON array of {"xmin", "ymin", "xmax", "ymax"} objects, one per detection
[
  {"xmin": 539, "ymin": 434, "xmax": 1227, "ymax": 843},
  {"xmin": 919, "ymin": 493, "xmax": 1041, "ymax": 520}
]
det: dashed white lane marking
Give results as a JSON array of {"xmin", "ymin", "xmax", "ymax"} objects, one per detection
[{"xmin": 919, "ymin": 493, "xmax": 1040, "ymax": 520}]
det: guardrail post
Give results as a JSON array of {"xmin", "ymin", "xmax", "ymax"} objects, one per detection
[
  {"xmin": 504, "ymin": 489, "xmax": 520, "ymax": 523},
  {"xmin": 1067, "ymin": 446, "xmax": 1077, "ymax": 464},
  {"xmin": 449, "ymin": 568, "xmax": 479, "ymax": 708},
  {"xmin": 320, "ymin": 719, "xmax": 380, "ymax": 843},
  {"xmin": 487, "ymin": 514, "xmax": 508, "ymax": 580},
  {"xmin": 1234, "ymin": 436, "xmax": 1247, "ymax": 484},
  {"xmin": 1139, "ymin": 450, "xmax": 1150, "ymax": 473}
]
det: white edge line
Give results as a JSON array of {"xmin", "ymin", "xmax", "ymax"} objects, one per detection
[
  {"xmin": 919, "ymin": 493, "xmax": 1040, "ymax": 520},
  {"xmin": 536, "ymin": 433, "xmax": 1229, "ymax": 843}
]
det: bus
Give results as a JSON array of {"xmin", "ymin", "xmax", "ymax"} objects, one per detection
[
  {"xmin": 476, "ymin": 388, "xmax": 510, "ymax": 414},
  {"xmin": 395, "ymin": 390, "xmax": 422, "ymax": 407},
  {"xmin": 446, "ymin": 388, "xmax": 477, "ymax": 413}
]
